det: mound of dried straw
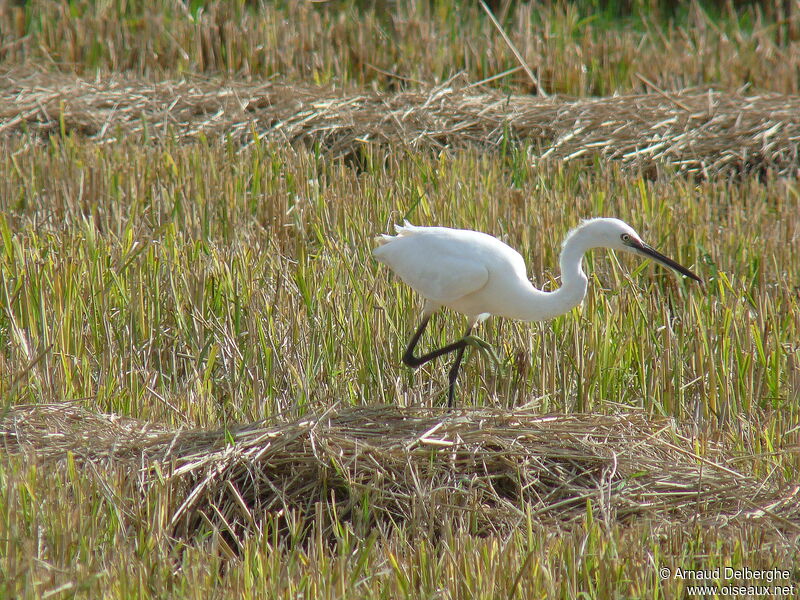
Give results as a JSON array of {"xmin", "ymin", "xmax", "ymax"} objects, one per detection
[
  {"xmin": 2, "ymin": 403, "xmax": 798, "ymax": 549},
  {"xmin": 2, "ymin": 72, "xmax": 798, "ymax": 177}
]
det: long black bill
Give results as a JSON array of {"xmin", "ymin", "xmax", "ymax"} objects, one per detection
[{"xmin": 631, "ymin": 242, "xmax": 702, "ymax": 283}]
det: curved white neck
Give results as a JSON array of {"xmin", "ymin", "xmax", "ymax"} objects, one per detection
[
  {"xmin": 552, "ymin": 235, "xmax": 591, "ymax": 316},
  {"xmin": 505, "ymin": 233, "xmax": 590, "ymax": 322}
]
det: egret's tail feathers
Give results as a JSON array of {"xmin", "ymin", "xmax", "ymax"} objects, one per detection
[
  {"xmin": 374, "ymin": 221, "xmax": 418, "ymax": 254},
  {"xmin": 373, "ymin": 233, "xmax": 394, "ymax": 246},
  {"xmin": 393, "ymin": 220, "xmax": 417, "ymax": 236}
]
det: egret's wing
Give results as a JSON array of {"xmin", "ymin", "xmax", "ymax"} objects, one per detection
[
  {"xmin": 373, "ymin": 230, "xmax": 489, "ymax": 302},
  {"xmin": 404, "ymin": 255, "xmax": 488, "ymax": 302}
]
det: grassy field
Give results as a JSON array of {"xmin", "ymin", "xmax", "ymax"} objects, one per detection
[
  {"xmin": 2, "ymin": 0, "xmax": 800, "ymax": 94},
  {"xmin": 2, "ymin": 1, "xmax": 800, "ymax": 598}
]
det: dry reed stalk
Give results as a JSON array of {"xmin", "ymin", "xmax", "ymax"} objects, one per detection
[
  {"xmin": 2, "ymin": 403, "xmax": 799, "ymax": 546},
  {"xmin": 1, "ymin": 72, "xmax": 798, "ymax": 177}
]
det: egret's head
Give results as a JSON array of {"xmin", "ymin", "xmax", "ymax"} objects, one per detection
[
  {"xmin": 568, "ymin": 217, "xmax": 644, "ymax": 250},
  {"xmin": 570, "ymin": 218, "xmax": 702, "ymax": 282}
]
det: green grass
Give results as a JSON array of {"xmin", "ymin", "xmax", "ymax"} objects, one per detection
[
  {"xmin": 0, "ymin": 138, "xmax": 800, "ymax": 598},
  {"xmin": 2, "ymin": 135, "xmax": 799, "ymax": 596},
  {"xmin": 1, "ymin": 455, "xmax": 795, "ymax": 598},
  {"xmin": 2, "ymin": 1, "xmax": 800, "ymax": 597},
  {"xmin": 2, "ymin": 140, "xmax": 797, "ymax": 423},
  {"xmin": 2, "ymin": 0, "xmax": 799, "ymax": 95}
]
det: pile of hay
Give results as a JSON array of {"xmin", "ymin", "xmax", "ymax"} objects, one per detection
[
  {"xmin": 2, "ymin": 72, "xmax": 798, "ymax": 177},
  {"xmin": 2, "ymin": 403, "xmax": 798, "ymax": 548}
]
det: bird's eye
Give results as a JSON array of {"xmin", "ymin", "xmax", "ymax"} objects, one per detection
[{"xmin": 621, "ymin": 233, "xmax": 631, "ymax": 243}]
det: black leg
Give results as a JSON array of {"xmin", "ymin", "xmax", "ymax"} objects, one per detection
[
  {"xmin": 402, "ymin": 316, "xmax": 475, "ymax": 408},
  {"xmin": 447, "ymin": 326, "xmax": 473, "ymax": 408},
  {"xmin": 402, "ymin": 316, "xmax": 471, "ymax": 368}
]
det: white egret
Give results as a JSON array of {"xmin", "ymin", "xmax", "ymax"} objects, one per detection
[{"xmin": 373, "ymin": 218, "xmax": 702, "ymax": 407}]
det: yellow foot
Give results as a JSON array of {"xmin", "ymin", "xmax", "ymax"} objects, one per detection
[{"xmin": 462, "ymin": 335, "xmax": 502, "ymax": 367}]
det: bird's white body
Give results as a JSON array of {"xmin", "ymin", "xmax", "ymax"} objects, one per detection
[
  {"xmin": 374, "ymin": 218, "xmax": 700, "ymax": 406},
  {"xmin": 373, "ymin": 221, "xmax": 614, "ymax": 324}
]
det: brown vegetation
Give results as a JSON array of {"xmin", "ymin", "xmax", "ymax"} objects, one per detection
[
  {"xmin": 2, "ymin": 73, "xmax": 798, "ymax": 177},
  {"xmin": 3, "ymin": 402, "xmax": 798, "ymax": 553}
]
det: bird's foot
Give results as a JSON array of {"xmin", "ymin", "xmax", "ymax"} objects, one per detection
[{"xmin": 462, "ymin": 335, "xmax": 502, "ymax": 367}]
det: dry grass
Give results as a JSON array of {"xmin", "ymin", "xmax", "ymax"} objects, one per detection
[
  {"xmin": 2, "ymin": 3, "xmax": 800, "ymax": 595},
  {"xmin": 3, "ymin": 402, "xmax": 799, "ymax": 555},
  {"xmin": 2, "ymin": 72, "xmax": 798, "ymax": 177},
  {"xmin": 2, "ymin": 1, "xmax": 800, "ymax": 96}
]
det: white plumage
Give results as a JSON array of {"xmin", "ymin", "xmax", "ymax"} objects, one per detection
[{"xmin": 374, "ymin": 218, "xmax": 701, "ymax": 407}]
